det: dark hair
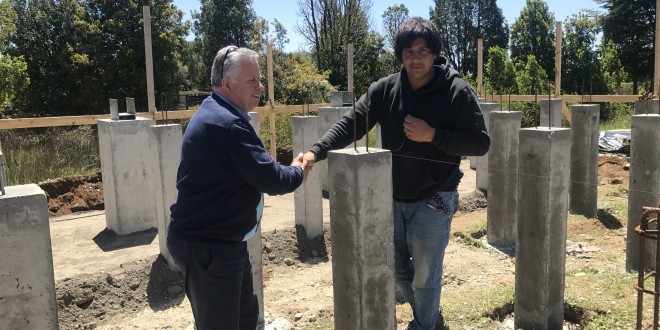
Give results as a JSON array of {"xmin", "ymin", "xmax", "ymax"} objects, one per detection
[{"xmin": 394, "ymin": 17, "xmax": 441, "ymax": 63}]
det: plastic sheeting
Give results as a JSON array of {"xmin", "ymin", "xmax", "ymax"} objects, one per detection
[{"xmin": 599, "ymin": 129, "xmax": 631, "ymax": 155}]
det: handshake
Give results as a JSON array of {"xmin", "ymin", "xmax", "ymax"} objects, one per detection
[{"xmin": 290, "ymin": 151, "xmax": 317, "ymax": 184}]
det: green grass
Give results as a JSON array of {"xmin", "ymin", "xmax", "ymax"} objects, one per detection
[
  {"xmin": 600, "ymin": 114, "xmax": 632, "ymax": 131},
  {"xmin": 444, "ymin": 284, "xmax": 515, "ymax": 328},
  {"xmin": 0, "ymin": 126, "xmax": 100, "ymax": 185}
]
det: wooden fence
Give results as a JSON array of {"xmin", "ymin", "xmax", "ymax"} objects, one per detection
[{"xmin": 0, "ymin": 103, "xmax": 330, "ymax": 161}]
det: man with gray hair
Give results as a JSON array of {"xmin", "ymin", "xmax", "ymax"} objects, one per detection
[{"xmin": 167, "ymin": 46, "xmax": 308, "ymax": 329}]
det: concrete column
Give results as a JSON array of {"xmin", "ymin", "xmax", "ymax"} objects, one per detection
[
  {"xmin": 328, "ymin": 147, "xmax": 395, "ymax": 330},
  {"xmin": 569, "ymin": 104, "xmax": 600, "ymax": 218},
  {"xmin": 539, "ymin": 98, "xmax": 563, "ymax": 128},
  {"xmin": 375, "ymin": 123, "xmax": 383, "ymax": 148},
  {"xmin": 472, "ymin": 99, "xmax": 490, "ymax": 169},
  {"xmin": 148, "ymin": 124, "xmax": 182, "ymax": 271},
  {"xmin": 515, "ymin": 128, "xmax": 571, "ymax": 330},
  {"xmin": 626, "ymin": 115, "xmax": 660, "ymax": 271},
  {"xmin": 0, "ymin": 184, "xmax": 58, "ymax": 329},
  {"xmin": 246, "ymin": 112, "xmax": 265, "ymax": 329},
  {"xmin": 634, "ymin": 99, "xmax": 660, "ymax": 115},
  {"xmin": 292, "ymin": 116, "xmax": 326, "ymax": 259},
  {"xmin": 98, "ymin": 117, "xmax": 157, "ymax": 235},
  {"xmin": 476, "ymin": 103, "xmax": 498, "ymax": 190},
  {"xmin": 330, "ymin": 91, "xmax": 353, "ymax": 107},
  {"xmin": 317, "ymin": 107, "xmax": 366, "ymax": 193},
  {"xmin": 487, "ymin": 111, "xmax": 521, "ymax": 248}
]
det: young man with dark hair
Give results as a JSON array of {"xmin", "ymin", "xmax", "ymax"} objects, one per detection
[{"xmin": 302, "ymin": 17, "xmax": 490, "ymax": 330}]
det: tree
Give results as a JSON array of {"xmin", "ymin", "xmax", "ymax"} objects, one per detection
[
  {"xmin": 382, "ymin": 4, "xmax": 408, "ymax": 51},
  {"xmin": 510, "ymin": 0, "xmax": 555, "ymax": 81},
  {"xmin": 484, "ymin": 46, "xmax": 516, "ymax": 95},
  {"xmin": 297, "ymin": 0, "xmax": 378, "ymax": 96},
  {"xmin": 281, "ymin": 52, "xmax": 336, "ymax": 104},
  {"xmin": 10, "ymin": 0, "xmax": 84, "ymax": 115},
  {"xmin": 431, "ymin": 0, "xmax": 509, "ymax": 77},
  {"xmin": 0, "ymin": 0, "xmax": 29, "ymax": 109},
  {"xmin": 600, "ymin": 38, "xmax": 628, "ymax": 94},
  {"xmin": 516, "ymin": 54, "xmax": 552, "ymax": 127},
  {"xmin": 562, "ymin": 11, "xmax": 607, "ymax": 96},
  {"xmin": 196, "ymin": 0, "xmax": 257, "ymax": 89},
  {"xmin": 597, "ymin": 0, "xmax": 654, "ymax": 94},
  {"xmin": 10, "ymin": 0, "xmax": 188, "ymax": 115}
]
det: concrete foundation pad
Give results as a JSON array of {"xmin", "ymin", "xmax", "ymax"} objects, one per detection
[
  {"xmin": 98, "ymin": 118, "xmax": 157, "ymax": 235},
  {"xmin": 626, "ymin": 115, "xmax": 660, "ymax": 271},
  {"xmin": 0, "ymin": 184, "xmax": 58, "ymax": 329}
]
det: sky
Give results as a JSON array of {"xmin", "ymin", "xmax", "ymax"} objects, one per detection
[{"xmin": 173, "ymin": 0, "xmax": 603, "ymax": 52}]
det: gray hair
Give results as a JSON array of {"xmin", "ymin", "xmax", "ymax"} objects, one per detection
[{"xmin": 210, "ymin": 46, "xmax": 259, "ymax": 88}]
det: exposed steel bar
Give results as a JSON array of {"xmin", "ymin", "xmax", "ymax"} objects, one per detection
[
  {"xmin": 352, "ymin": 88, "xmax": 357, "ymax": 151},
  {"xmin": 365, "ymin": 88, "xmax": 369, "ymax": 152},
  {"xmin": 635, "ymin": 204, "xmax": 660, "ymax": 330}
]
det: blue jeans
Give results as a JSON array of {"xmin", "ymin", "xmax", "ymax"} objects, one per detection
[
  {"xmin": 167, "ymin": 237, "xmax": 258, "ymax": 330},
  {"xmin": 394, "ymin": 191, "xmax": 459, "ymax": 330}
]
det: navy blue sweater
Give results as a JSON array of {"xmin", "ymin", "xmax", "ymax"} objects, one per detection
[{"xmin": 169, "ymin": 94, "xmax": 303, "ymax": 243}]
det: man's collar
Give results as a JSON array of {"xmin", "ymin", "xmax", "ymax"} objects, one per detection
[{"xmin": 212, "ymin": 92, "xmax": 250, "ymax": 122}]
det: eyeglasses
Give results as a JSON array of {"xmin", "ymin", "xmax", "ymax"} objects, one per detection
[{"xmin": 221, "ymin": 46, "xmax": 238, "ymax": 79}]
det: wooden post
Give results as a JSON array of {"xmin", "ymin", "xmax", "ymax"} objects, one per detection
[
  {"xmin": 655, "ymin": 0, "xmax": 660, "ymax": 96},
  {"xmin": 143, "ymin": 6, "xmax": 156, "ymax": 115},
  {"xmin": 478, "ymin": 38, "xmax": 483, "ymax": 96},
  {"xmin": 347, "ymin": 44, "xmax": 354, "ymax": 95},
  {"xmin": 555, "ymin": 21, "xmax": 562, "ymax": 97},
  {"xmin": 267, "ymin": 45, "xmax": 277, "ymax": 161}
]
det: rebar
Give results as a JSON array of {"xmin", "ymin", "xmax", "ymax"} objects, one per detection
[
  {"xmin": 0, "ymin": 137, "xmax": 5, "ymax": 195},
  {"xmin": 634, "ymin": 203, "xmax": 660, "ymax": 330},
  {"xmin": 352, "ymin": 88, "xmax": 357, "ymax": 151},
  {"xmin": 365, "ymin": 88, "xmax": 369, "ymax": 152}
]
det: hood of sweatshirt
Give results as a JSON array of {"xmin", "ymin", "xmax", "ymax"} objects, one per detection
[{"xmin": 401, "ymin": 56, "xmax": 460, "ymax": 96}]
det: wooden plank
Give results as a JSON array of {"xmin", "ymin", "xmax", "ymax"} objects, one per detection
[
  {"xmin": 267, "ymin": 45, "xmax": 277, "ymax": 160},
  {"xmin": 555, "ymin": 21, "xmax": 562, "ymax": 97},
  {"xmin": 477, "ymin": 38, "xmax": 483, "ymax": 96},
  {"xmin": 143, "ymin": 6, "xmax": 156, "ymax": 114},
  {"xmin": 0, "ymin": 104, "xmax": 331, "ymax": 130},
  {"xmin": 485, "ymin": 95, "xmax": 640, "ymax": 103},
  {"xmin": 348, "ymin": 44, "xmax": 354, "ymax": 94}
]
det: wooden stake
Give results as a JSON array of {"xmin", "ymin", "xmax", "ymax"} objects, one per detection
[
  {"xmin": 555, "ymin": 21, "xmax": 562, "ymax": 97},
  {"xmin": 267, "ymin": 45, "xmax": 277, "ymax": 161},
  {"xmin": 143, "ymin": 6, "xmax": 155, "ymax": 115},
  {"xmin": 477, "ymin": 38, "xmax": 483, "ymax": 96}
]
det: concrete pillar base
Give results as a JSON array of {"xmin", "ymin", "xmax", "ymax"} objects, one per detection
[
  {"xmin": 569, "ymin": 104, "xmax": 600, "ymax": 218},
  {"xmin": 487, "ymin": 111, "xmax": 521, "ymax": 248},
  {"xmin": 626, "ymin": 115, "xmax": 660, "ymax": 272},
  {"xmin": 328, "ymin": 147, "xmax": 395, "ymax": 330},
  {"xmin": 540, "ymin": 98, "xmax": 563, "ymax": 128},
  {"xmin": 515, "ymin": 128, "xmax": 571, "ymax": 330},
  {"xmin": 0, "ymin": 184, "xmax": 58, "ymax": 329},
  {"xmin": 98, "ymin": 117, "xmax": 157, "ymax": 235}
]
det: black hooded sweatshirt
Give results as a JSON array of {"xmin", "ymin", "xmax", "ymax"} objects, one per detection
[{"xmin": 310, "ymin": 57, "xmax": 490, "ymax": 202}]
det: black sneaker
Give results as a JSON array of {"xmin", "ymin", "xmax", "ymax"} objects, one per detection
[{"xmin": 435, "ymin": 310, "xmax": 449, "ymax": 330}]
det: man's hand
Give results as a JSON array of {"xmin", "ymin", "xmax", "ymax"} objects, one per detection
[
  {"xmin": 403, "ymin": 115, "xmax": 435, "ymax": 142},
  {"xmin": 291, "ymin": 152, "xmax": 310, "ymax": 184},
  {"xmin": 302, "ymin": 151, "xmax": 317, "ymax": 170}
]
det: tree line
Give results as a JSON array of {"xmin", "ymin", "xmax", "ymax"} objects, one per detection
[{"xmin": 0, "ymin": 0, "xmax": 652, "ymax": 119}]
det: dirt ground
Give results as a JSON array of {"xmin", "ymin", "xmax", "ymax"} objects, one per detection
[{"xmin": 40, "ymin": 155, "xmax": 632, "ymax": 329}]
